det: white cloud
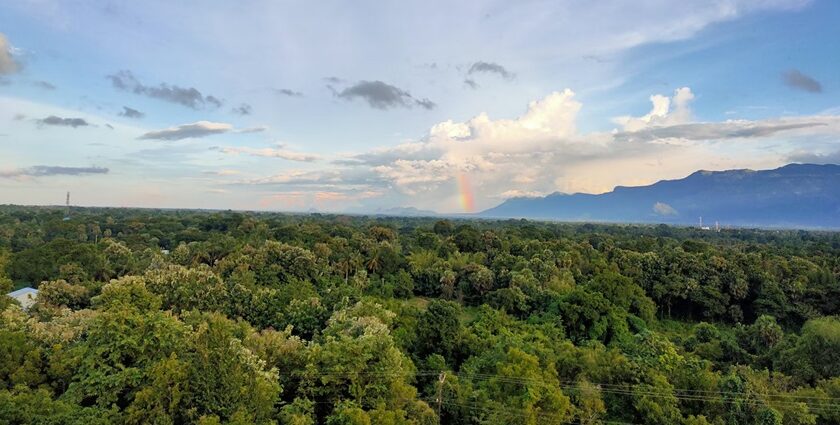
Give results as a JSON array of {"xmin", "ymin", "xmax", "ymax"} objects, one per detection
[
  {"xmin": 613, "ymin": 87, "xmax": 695, "ymax": 131},
  {"xmin": 653, "ymin": 202, "xmax": 678, "ymax": 216},
  {"xmin": 238, "ymin": 169, "xmax": 342, "ymax": 185},
  {"xmin": 220, "ymin": 143, "xmax": 321, "ymax": 162},
  {"xmin": 258, "ymin": 189, "xmax": 383, "ymax": 211},
  {"xmin": 0, "ymin": 33, "xmax": 20, "ymax": 75},
  {"xmin": 204, "ymin": 169, "xmax": 241, "ymax": 176},
  {"xmin": 310, "ymin": 86, "xmax": 840, "ymax": 212},
  {"xmin": 497, "ymin": 190, "xmax": 545, "ymax": 199},
  {"xmin": 0, "ymin": 0, "xmax": 819, "ymax": 212}
]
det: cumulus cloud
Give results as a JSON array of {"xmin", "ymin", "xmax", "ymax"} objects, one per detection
[
  {"xmin": 352, "ymin": 89, "xmax": 583, "ymax": 168},
  {"xmin": 468, "ymin": 61, "xmax": 514, "ymax": 80},
  {"xmin": 36, "ymin": 115, "xmax": 90, "ymax": 128},
  {"xmin": 119, "ymin": 106, "xmax": 145, "ymax": 119},
  {"xmin": 220, "ymin": 143, "xmax": 321, "ymax": 162},
  {"xmin": 330, "ymin": 89, "xmax": 591, "ymax": 196},
  {"xmin": 0, "ymin": 33, "xmax": 19, "ymax": 75},
  {"xmin": 302, "ymin": 86, "xmax": 840, "ymax": 211},
  {"xmin": 334, "ymin": 80, "xmax": 436, "ymax": 110},
  {"xmin": 275, "ymin": 88, "xmax": 303, "ymax": 97},
  {"xmin": 614, "ymin": 87, "xmax": 695, "ymax": 131},
  {"xmin": 783, "ymin": 69, "xmax": 822, "ymax": 93},
  {"xmin": 231, "ymin": 103, "xmax": 252, "ymax": 115},
  {"xmin": 611, "ymin": 88, "xmax": 838, "ymax": 143},
  {"xmin": 139, "ymin": 121, "xmax": 233, "ymax": 140},
  {"xmin": 653, "ymin": 202, "xmax": 678, "ymax": 216},
  {"xmin": 106, "ymin": 70, "xmax": 223, "ymax": 109},
  {"xmin": 0, "ymin": 165, "xmax": 109, "ymax": 179}
]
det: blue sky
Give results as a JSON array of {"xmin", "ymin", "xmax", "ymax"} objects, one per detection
[{"xmin": 1, "ymin": 0, "xmax": 839, "ymax": 213}]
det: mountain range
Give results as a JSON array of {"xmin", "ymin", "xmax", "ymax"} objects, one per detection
[{"xmin": 479, "ymin": 163, "xmax": 840, "ymax": 228}]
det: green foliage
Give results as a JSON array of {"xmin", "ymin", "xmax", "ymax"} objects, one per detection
[
  {"xmin": 1, "ymin": 206, "xmax": 839, "ymax": 424},
  {"xmin": 144, "ymin": 264, "xmax": 227, "ymax": 313},
  {"xmin": 414, "ymin": 300, "xmax": 462, "ymax": 363},
  {"xmin": 37, "ymin": 279, "xmax": 90, "ymax": 309},
  {"xmin": 183, "ymin": 313, "xmax": 279, "ymax": 423}
]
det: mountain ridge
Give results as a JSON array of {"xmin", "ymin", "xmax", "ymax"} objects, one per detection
[{"xmin": 480, "ymin": 163, "xmax": 840, "ymax": 228}]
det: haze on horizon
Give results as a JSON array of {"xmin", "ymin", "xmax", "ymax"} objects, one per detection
[{"xmin": 1, "ymin": 0, "xmax": 839, "ymax": 214}]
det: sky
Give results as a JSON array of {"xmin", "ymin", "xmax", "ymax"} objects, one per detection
[{"xmin": 1, "ymin": 0, "xmax": 839, "ymax": 214}]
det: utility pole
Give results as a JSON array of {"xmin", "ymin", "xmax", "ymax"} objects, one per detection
[{"xmin": 436, "ymin": 372, "xmax": 446, "ymax": 418}]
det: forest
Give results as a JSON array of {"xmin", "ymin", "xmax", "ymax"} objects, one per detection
[{"xmin": 1, "ymin": 205, "xmax": 840, "ymax": 425}]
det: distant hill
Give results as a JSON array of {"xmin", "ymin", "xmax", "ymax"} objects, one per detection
[
  {"xmin": 373, "ymin": 207, "xmax": 439, "ymax": 217},
  {"xmin": 346, "ymin": 206, "xmax": 440, "ymax": 217},
  {"xmin": 480, "ymin": 163, "xmax": 840, "ymax": 228}
]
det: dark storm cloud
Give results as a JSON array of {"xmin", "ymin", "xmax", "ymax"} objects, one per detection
[
  {"xmin": 468, "ymin": 61, "xmax": 514, "ymax": 80},
  {"xmin": 0, "ymin": 165, "xmax": 109, "ymax": 178},
  {"xmin": 275, "ymin": 88, "xmax": 303, "ymax": 97},
  {"xmin": 36, "ymin": 115, "xmax": 90, "ymax": 128},
  {"xmin": 119, "ymin": 106, "xmax": 145, "ymax": 119},
  {"xmin": 334, "ymin": 80, "xmax": 436, "ymax": 110},
  {"xmin": 783, "ymin": 70, "xmax": 823, "ymax": 93},
  {"xmin": 231, "ymin": 103, "xmax": 252, "ymax": 115},
  {"xmin": 106, "ymin": 70, "xmax": 224, "ymax": 109}
]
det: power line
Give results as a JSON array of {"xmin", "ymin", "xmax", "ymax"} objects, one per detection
[{"xmin": 282, "ymin": 368, "xmax": 840, "ymax": 418}]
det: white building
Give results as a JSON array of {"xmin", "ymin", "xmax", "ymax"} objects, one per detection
[{"xmin": 7, "ymin": 287, "xmax": 38, "ymax": 310}]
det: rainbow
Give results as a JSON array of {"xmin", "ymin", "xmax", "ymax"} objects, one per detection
[{"xmin": 457, "ymin": 173, "xmax": 475, "ymax": 212}]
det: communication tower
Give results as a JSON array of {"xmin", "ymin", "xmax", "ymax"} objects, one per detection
[{"xmin": 64, "ymin": 192, "xmax": 71, "ymax": 220}]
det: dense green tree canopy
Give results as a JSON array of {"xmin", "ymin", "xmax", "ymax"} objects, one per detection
[{"xmin": 1, "ymin": 205, "xmax": 840, "ymax": 424}]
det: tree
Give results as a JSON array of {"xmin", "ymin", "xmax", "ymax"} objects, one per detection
[
  {"xmin": 145, "ymin": 265, "xmax": 228, "ymax": 313},
  {"xmin": 37, "ymin": 279, "xmax": 90, "ymax": 310},
  {"xmin": 62, "ymin": 303, "xmax": 186, "ymax": 408},
  {"xmin": 305, "ymin": 301, "xmax": 434, "ymax": 423},
  {"xmin": 461, "ymin": 347, "xmax": 573, "ymax": 425},
  {"xmin": 550, "ymin": 289, "xmax": 628, "ymax": 344},
  {"xmin": 432, "ymin": 220, "xmax": 453, "ymax": 236},
  {"xmin": 183, "ymin": 313, "xmax": 280, "ymax": 424},
  {"xmin": 782, "ymin": 316, "xmax": 840, "ymax": 383},
  {"xmin": 415, "ymin": 300, "xmax": 462, "ymax": 363},
  {"xmin": 587, "ymin": 272, "xmax": 656, "ymax": 323},
  {"xmin": 453, "ymin": 225, "xmax": 481, "ymax": 253}
]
